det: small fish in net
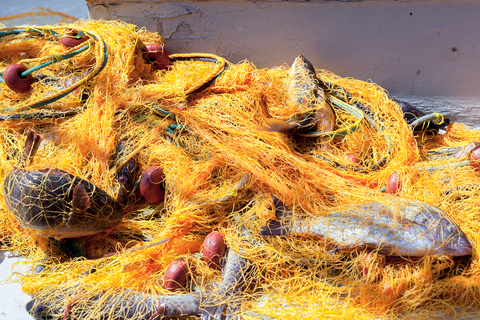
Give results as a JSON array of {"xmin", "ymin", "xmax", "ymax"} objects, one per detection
[
  {"xmin": 3, "ymin": 130, "xmax": 123, "ymax": 256},
  {"xmin": 260, "ymin": 196, "xmax": 472, "ymax": 257},
  {"xmin": 258, "ymin": 55, "xmax": 335, "ymax": 135}
]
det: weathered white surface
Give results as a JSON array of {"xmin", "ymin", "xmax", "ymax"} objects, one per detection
[
  {"xmin": 87, "ymin": 0, "xmax": 480, "ymax": 127},
  {"xmin": 0, "ymin": 251, "xmax": 32, "ymax": 320}
]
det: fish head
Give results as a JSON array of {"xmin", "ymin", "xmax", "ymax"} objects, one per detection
[
  {"xmin": 26, "ymin": 296, "xmax": 64, "ymax": 320},
  {"xmin": 291, "ymin": 55, "xmax": 316, "ymax": 75},
  {"xmin": 394, "ymin": 99, "xmax": 425, "ymax": 125},
  {"xmin": 431, "ymin": 219, "xmax": 473, "ymax": 256},
  {"xmin": 414, "ymin": 209, "xmax": 473, "ymax": 257},
  {"xmin": 401, "ymin": 202, "xmax": 472, "ymax": 257}
]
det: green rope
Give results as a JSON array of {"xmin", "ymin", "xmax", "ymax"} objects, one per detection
[
  {"xmin": 0, "ymin": 27, "xmax": 58, "ymax": 38},
  {"xmin": 410, "ymin": 112, "xmax": 452, "ymax": 128},
  {"xmin": 168, "ymin": 124, "xmax": 185, "ymax": 131},
  {"xmin": 376, "ymin": 158, "xmax": 472, "ymax": 193},
  {"xmin": 147, "ymin": 104, "xmax": 175, "ymax": 118},
  {"xmin": 313, "ymin": 78, "xmax": 393, "ymax": 172},
  {"xmin": 426, "ymin": 146, "xmax": 463, "ymax": 159},
  {"xmin": 20, "ymin": 43, "xmax": 90, "ymax": 77}
]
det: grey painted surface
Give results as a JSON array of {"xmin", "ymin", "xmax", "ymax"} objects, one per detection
[
  {"xmin": 0, "ymin": 251, "xmax": 32, "ymax": 320},
  {"xmin": 88, "ymin": 0, "xmax": 480, "ymax": 127},
  {"xmin": 1, "ymin": 0, "xmax": 89, "ymax": 20}
]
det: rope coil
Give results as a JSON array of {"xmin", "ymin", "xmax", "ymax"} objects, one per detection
[{"xmin": 0, "ymin": 25, "xmax": 108, "ymax": 115}]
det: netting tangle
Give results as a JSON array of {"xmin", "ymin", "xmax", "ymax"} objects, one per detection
[{"xmin": 1, "ymin": 19, "xmax": 480, "ymax": 320}]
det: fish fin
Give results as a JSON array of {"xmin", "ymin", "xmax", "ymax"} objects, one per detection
[
  {"xmin": 72, "ymin": 183, "xmax": 91, "ymax": 211},
  {"xmin": 19, "ymin": 130, "xmax": 43, "ymax": 167},
  {"xmin": 200, "ymin": 304, "xmax": 227, "ymax": 320},
  {"xmin": 313, "ymin": 104, "xmax": 335, "ymax": 132},
  {"xmin": 259, "ymin": 219, "xmax": 289, "ymax": 236},
  {"xmin": 271, "ymin": 195, "xmax": 292, "ymax": 218},
  {"xmin": 256, "ymin": 118, "xmax": 296, "ymax": 134},
  {"xmin": 259, "ymin": 195, "xmax": 293, "ymax": 236},
  {"xmin": 225, "ymin": 301, "xmax": 242, "ymax": 320},
  {"xmin": 68, "ymin": 183, "xmax": 91, "ymax": 227}
]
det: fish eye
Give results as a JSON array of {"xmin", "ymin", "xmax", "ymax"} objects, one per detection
[
  {"xmin": 35, "ymin": 304, "xmax": 45, "ymax": 313},
  {"xmin": 446, "ymin": 225, "xmax": 458, "ymax": 236},
  {"xmin": 119, "ymin": 176, "xmax": 126, "ymax": 184}
]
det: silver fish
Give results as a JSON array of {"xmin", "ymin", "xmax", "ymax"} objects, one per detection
[
  {"xmin": 26, "ymin": 289, "xmax": 201, "ymax": 320},
  {"xmin": 260, "ymin": 196, "xmax": 472, "ymax": 257},
  {"xmin": 260, "ymin": 55, "xmax": 335, "ymax": 135},
  {"xmin": 201, "ymin": 248, "xmax": 255, "ymax": 320}
]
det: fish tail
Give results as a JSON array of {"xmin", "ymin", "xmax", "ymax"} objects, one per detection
[
  {"xmin": 200, "ymin": 304, "xmax": 227, "ymax": 320},
  {"xmin": 256, "ymin": 118, "xmax": 296, "ymax": 134},
  {"xmin": 271, "ymin": 195, "xmax": 290, "ymax": 215},
  {"xmin": 259, "ymin": 195, "xmax": 292, "ymax": 236}
]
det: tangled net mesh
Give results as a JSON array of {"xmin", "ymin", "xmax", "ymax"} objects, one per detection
[{"xmin": 0, "ymin": 19, "xmax": 480, "ymax": 320}]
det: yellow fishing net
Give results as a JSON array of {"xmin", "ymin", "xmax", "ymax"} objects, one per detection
[{"xmin": 0, "ymin": 19, "xmax": 479, "ymax": 320}]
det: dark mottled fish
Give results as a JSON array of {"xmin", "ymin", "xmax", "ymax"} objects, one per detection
[
  {"xmin": 260, "ymin": 196, "xmax": 471, "ymax": 257},
  {"xmin": 3, "ymin": 130, "xmax": 123, "ymax": 240},
  {"xmin": 260, "ymin": 55, "xmax": 335, "ymax": 135}
]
